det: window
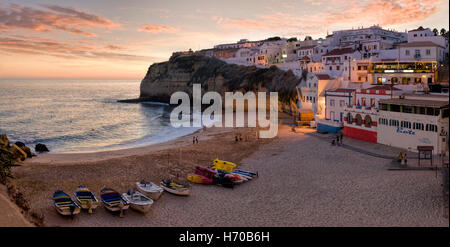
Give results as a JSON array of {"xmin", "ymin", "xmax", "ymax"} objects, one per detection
[
  {"xmin": 413, "ymin": 122, "xmax": 424, "ymax": 130},
  {"xmin": 426, "ymin": 49, "xmax": 431, "ymax": 55},
  {"xmin": 426, "ymin": 108, "xmax": 435, "ymax": 116},
  {"xmin": 358, "ymin": 66, "xmax": 362, "ymax": 70},
  {"xmin": 405, "ymin": 50, "xmax": 410, "ymax": 56},
  {"xmin": 401, "ymin": 121, "xmax": 411, "ymax": 129},
  {"xmin": 330, "ymin": 99, "xmax": 335, "ymax": 106},
  {"xmin": 329, "ymin": 66, "xmax": 332, "ymax": 70},
  {"xmin": 361, "ymin": 97, "xmax": 366, "ymax": 106},
  {"xmin": 370, "ymin": 98, "xmax": 375, "ymax": 107},
  {"xmin": 391, "ymin": 77, "xmax": 398, "ymax": 84},
  {"xmin": 377, "ymin": 77, "xmax": 383, "ymax": 84},
  {"xmin": 347, "ymin": 113, "xmax": 353, "ymax": 124},
  {"xmin": 389, "ymin": 119, "xmax": 399, "ymax": 127},
  {"xmin": 415, "ymin": 50, "xmax": 420, "ymax": 57},
  {"xmin": 313, "ymin": 97, "xmax": 315, "ymax": 103},
  {"xmin": 340, "ymin": 100, "xmax": 345, "ymax": 107},
  {"xmin": 403, "ymin": 106, "xmax": 413, "ymax": 113},
  {"xmin": 364, "ymin": 115, "xmax": 372, "ymax": 128},
  {"xmin": 336, "ymin": 66, "xmax": 340, "ymax": 70},
  {"xmin": 390, "ymin": 104, "xmax": 400, "ymax": 112},
  {"xmin": 355, "ymin": 114, "xmax": 362, "ymax": 126},
  {"xmin": 426, "ymin": 124, "xmax": 437, "ymax": 132}
]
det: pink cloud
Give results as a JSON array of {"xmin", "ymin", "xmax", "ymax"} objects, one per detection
[
  {"xmin": 0, "ymin": 3, "xmax": 120, "ymax": 37},
  {"xmin": 212, "ymin": 0, "xmax": 442, "ymax": 35},
  {"xmin": 138, "ymin": 24, "xmax": 179, "ymax": 33}
]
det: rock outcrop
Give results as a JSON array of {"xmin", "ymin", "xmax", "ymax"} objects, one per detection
[{"xmin": 136, "ymin": 55, "xmax": 300, "ymax": 111}]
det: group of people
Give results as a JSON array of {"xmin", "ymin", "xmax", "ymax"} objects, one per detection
[
  {"xmin": 192, "ymin": 136, "xmax": 199, "ymax": 144},
  {"xmin": 331, "ymin": 132, "xmax": 344, "ymax": 146},
  {"xmin": 397, "ymin": 152, "xmax": 408, "ymax": 166},
  {"xmin": 235, "ymin": 134, "xmax": 243, "ymax": 143}
]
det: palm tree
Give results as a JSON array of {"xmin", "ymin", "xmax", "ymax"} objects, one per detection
[{"xmin": 432, "ymin": 28, "xmax": 439, "ymax": 36}]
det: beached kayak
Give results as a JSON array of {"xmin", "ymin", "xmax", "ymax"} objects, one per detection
[{"xmin": 187, "ymin": 173, "xmax": 213, "ymax": 184}]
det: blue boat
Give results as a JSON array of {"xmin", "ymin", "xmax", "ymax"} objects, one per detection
[
  {"xmin": 100, "ymin": 188, "xmax": 129, "ymax": 217},
  {"xmin": 52, "ymin": 190, "xmax": 81, "ymax": 216}
]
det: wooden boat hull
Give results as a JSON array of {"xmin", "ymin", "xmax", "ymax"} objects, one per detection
[
  {"xmin": 54, "ymin": 206, "xmax": 81, "ymax": 216},
  {"xmin": 76, "ymin": 200, "xmax": 99, "ymax": 210},
  {"xmin": 160, "ymin": 184, "xmax": 190, "ymax": 196},
  {"xmin": 130, "ymin": 203, "xmax": 151, "ymax": 213},
  {"xmin": 104, "ymin": 203, "xmax": 130, "ymax": 212}
]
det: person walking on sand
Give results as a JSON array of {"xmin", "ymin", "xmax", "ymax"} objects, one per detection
[
  {"xmin": 339, "ymin": 132, "xmax": 343, "ymax": 144},
  {"xmin": 193, "ymin": 136, "xmax": 196, "ymax": 144},
  {"xmin": 397, "ymin": 152, "xmax": 403, "ymax": 163},
  {"xmin": 403, "ymin": 153, "xmax": 407, "ymax": 166},
  {"xmin": 196, "ymin": 136, "xmax": 199, "ymax": 144}
]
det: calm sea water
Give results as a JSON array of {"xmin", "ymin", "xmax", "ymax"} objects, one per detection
[{"xmin": 0, "ymin": 79, "xmax": 199, "ymax": 153}]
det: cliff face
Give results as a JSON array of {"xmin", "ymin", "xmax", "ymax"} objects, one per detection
[{"xmin": 139, "ymin": 55, "xmax": 300, "ymax": 109}]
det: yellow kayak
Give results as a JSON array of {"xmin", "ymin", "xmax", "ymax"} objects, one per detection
[{"xmin": 211, "ymin": 158, "xmax": 237, "ymax": 173}]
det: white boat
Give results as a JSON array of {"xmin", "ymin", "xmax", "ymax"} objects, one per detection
[
  {"xmin": 160, "ymin": 179, "xmax": 190, "ymax": 196},
  {"xmin": 122, "ymin": 189, "xmax": 154, "ymax": 214},
  {"xmin": 136, "ymin": 180, "xmax": 164, "ymax": 200}
]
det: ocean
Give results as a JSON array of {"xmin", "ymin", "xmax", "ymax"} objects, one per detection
[{"xmin": 0, "ymin": 79, "xmax": 200, "ymax": 153}]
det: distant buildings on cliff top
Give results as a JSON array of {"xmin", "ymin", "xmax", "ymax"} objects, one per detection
[{"xmin": 172, "ymin": 25, "xmax": 449, "ymax": 155}]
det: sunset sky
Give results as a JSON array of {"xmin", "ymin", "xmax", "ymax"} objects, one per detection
[{"xmin": 0, "ymin": 0, "xmax": 448, "ymax": 79}]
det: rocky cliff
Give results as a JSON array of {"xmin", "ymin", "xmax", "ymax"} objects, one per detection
[{"xmin": 136, "ymin": 55, "xmax": 300, "ymax": 109}]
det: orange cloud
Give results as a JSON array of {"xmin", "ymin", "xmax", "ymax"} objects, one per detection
[
  {"xmin": 0, "ymin": 3, "xmax": 120, "ymax": 37},
  {"xmin": 212, "ymin": 0, "xmax": 442, "ymax": 35},
  {"xmin": 0, "ymin": 36, "xmax": 153, "ymax": 62},
  {"xmin": 138, "ymin": 24, "xmax": 179, "ymax": 33}
]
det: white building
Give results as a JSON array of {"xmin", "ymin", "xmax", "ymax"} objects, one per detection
[
  {"xmin": 377, "ymin": 94, "xmax": 449, "ymax": 154},
  {"xmin": 322, "ymin": 47, "xmax": 362, "ymax": 78},
  {"xmin": 407, "ymin": 27, "xmax": 447, "ymax": 48},
  {"xmin": 297, "ymin": 73, "xmax": 341, "ymax": 119},
  {"xmin": 398, "ymin": 41, "xmax": 446, "ymax": 63},
  {"xmin": 316, "ymin": 88, "xmax": 355, "ymax": 133},
  {"xmin": 332, "ymin": 25, "xmax": 407, "ymax": 47}
]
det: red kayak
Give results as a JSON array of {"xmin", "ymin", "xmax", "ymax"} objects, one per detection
[{"xmin": 187, "ymin": 173, "xmax": 213, "ymax": 184}]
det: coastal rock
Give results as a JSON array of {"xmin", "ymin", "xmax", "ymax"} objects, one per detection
[
  {"xmin": 138, "ymin": 55, "xmax": 300, "ymax": 113},
  {"xmin": 35, "ymin": 143, "xmax": 49, "ymax": 153},
  {"xmin": 0, "ymin": 134, "xmax": 9, "ymax": 148}
]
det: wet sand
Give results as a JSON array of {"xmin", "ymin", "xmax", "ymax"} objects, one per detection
[{"xmin": 7, "ymin": 114, "xmax": 448, "ymax": 226}]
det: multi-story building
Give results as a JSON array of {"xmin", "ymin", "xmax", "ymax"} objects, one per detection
[
  {"xmin": 332, "ymin": 25, "xmax": 407, "ymax": 47},
  {"xmin": 322, "ymin": 47, "xmax": 362, "ymax": 78},
  {"xmin": 378, "ymin": 93, "xmax": 449, "ymax": 154},
  {"xmin": 398, "ymin": 41, "xmax": 446, "ymax": 63},
  {"xmin": 343, "ymin": 85, "xmax": 402, "ymax": 143},
  {"xmin": 368, "ymin": 60, "xmax": 438, "ymax": 89},
  {"xmin": 317, "ymin": 88, "xmax": 355, "ymax": 133}
]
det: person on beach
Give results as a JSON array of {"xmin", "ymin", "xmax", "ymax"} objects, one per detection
[
  {"xmin": 196, "ymin": 136, "xmax": 199, "ymax": 144},
  {"xmin": 339, "ymin": 132, "xmax": 343, "ymax": 144},
  {"xmin": 403, "ymin": 153, "xmax": 407, "ymax": 166},
  {"xmin": 397, "ymin": 152, "xmax": 403, "ymax": 163},
  {"xmin": 235, "ymin": 135, "xmax": 239, "ymax": 143},
  {"xmin": 336, "ymin": 135, "xmax": 340, "ymax": 146},
  {"xmin": 239, "ymin": 134, "xmax": 243, "ymax": 141},
  {"xmin": 193, "ymin": 136, "xmax": 196, "ymax": 144}
]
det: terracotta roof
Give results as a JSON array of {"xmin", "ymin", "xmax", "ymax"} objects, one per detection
[
  {"xmin": 328, "ymin": 88, "xmax": 356, "ymax": 92},
  {"xmin": 315, "ymin": 74, "xmax": 332, "ymax": 80},
  {"xmin": 323, "ymin": 47, "xmax": 354, "ymax": 56},
  {"xmin": 366, "ymin": 85, "xmax": 401, "ymax": 91},
  {"xmin": 379, "ymin": 98, "xmax": 449, "ymax": 108},
  {"xmin": 398, "ymin": 41, "xmax": 444, "ymax": 48}
]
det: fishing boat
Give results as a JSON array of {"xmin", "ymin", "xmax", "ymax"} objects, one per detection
[
  {"xmin": 135, "ymin": 179, "xmax": 164, "ymax": 200},
  {"xmin": 122, "ymin": 189, "xmax": 154, "ymax": 214},
  {"xmin": 100, "ymin": 187, "xmax": 129, "ymax": 217},
  {"xmin": 52, "ymin": 190, "xmax": 81, "ymax": 216},
  {"xmin": 160, "ymin": 179, "xmax": 190, "ymax": 196},
  {"xmin": 74, "ymin": 185, "xmax": 99, "ymax": 214}
]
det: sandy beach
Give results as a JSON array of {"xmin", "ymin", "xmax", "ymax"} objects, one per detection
[{"xmin": 5, "ymin": 113, "xmax": 448, "ymax": 227}]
